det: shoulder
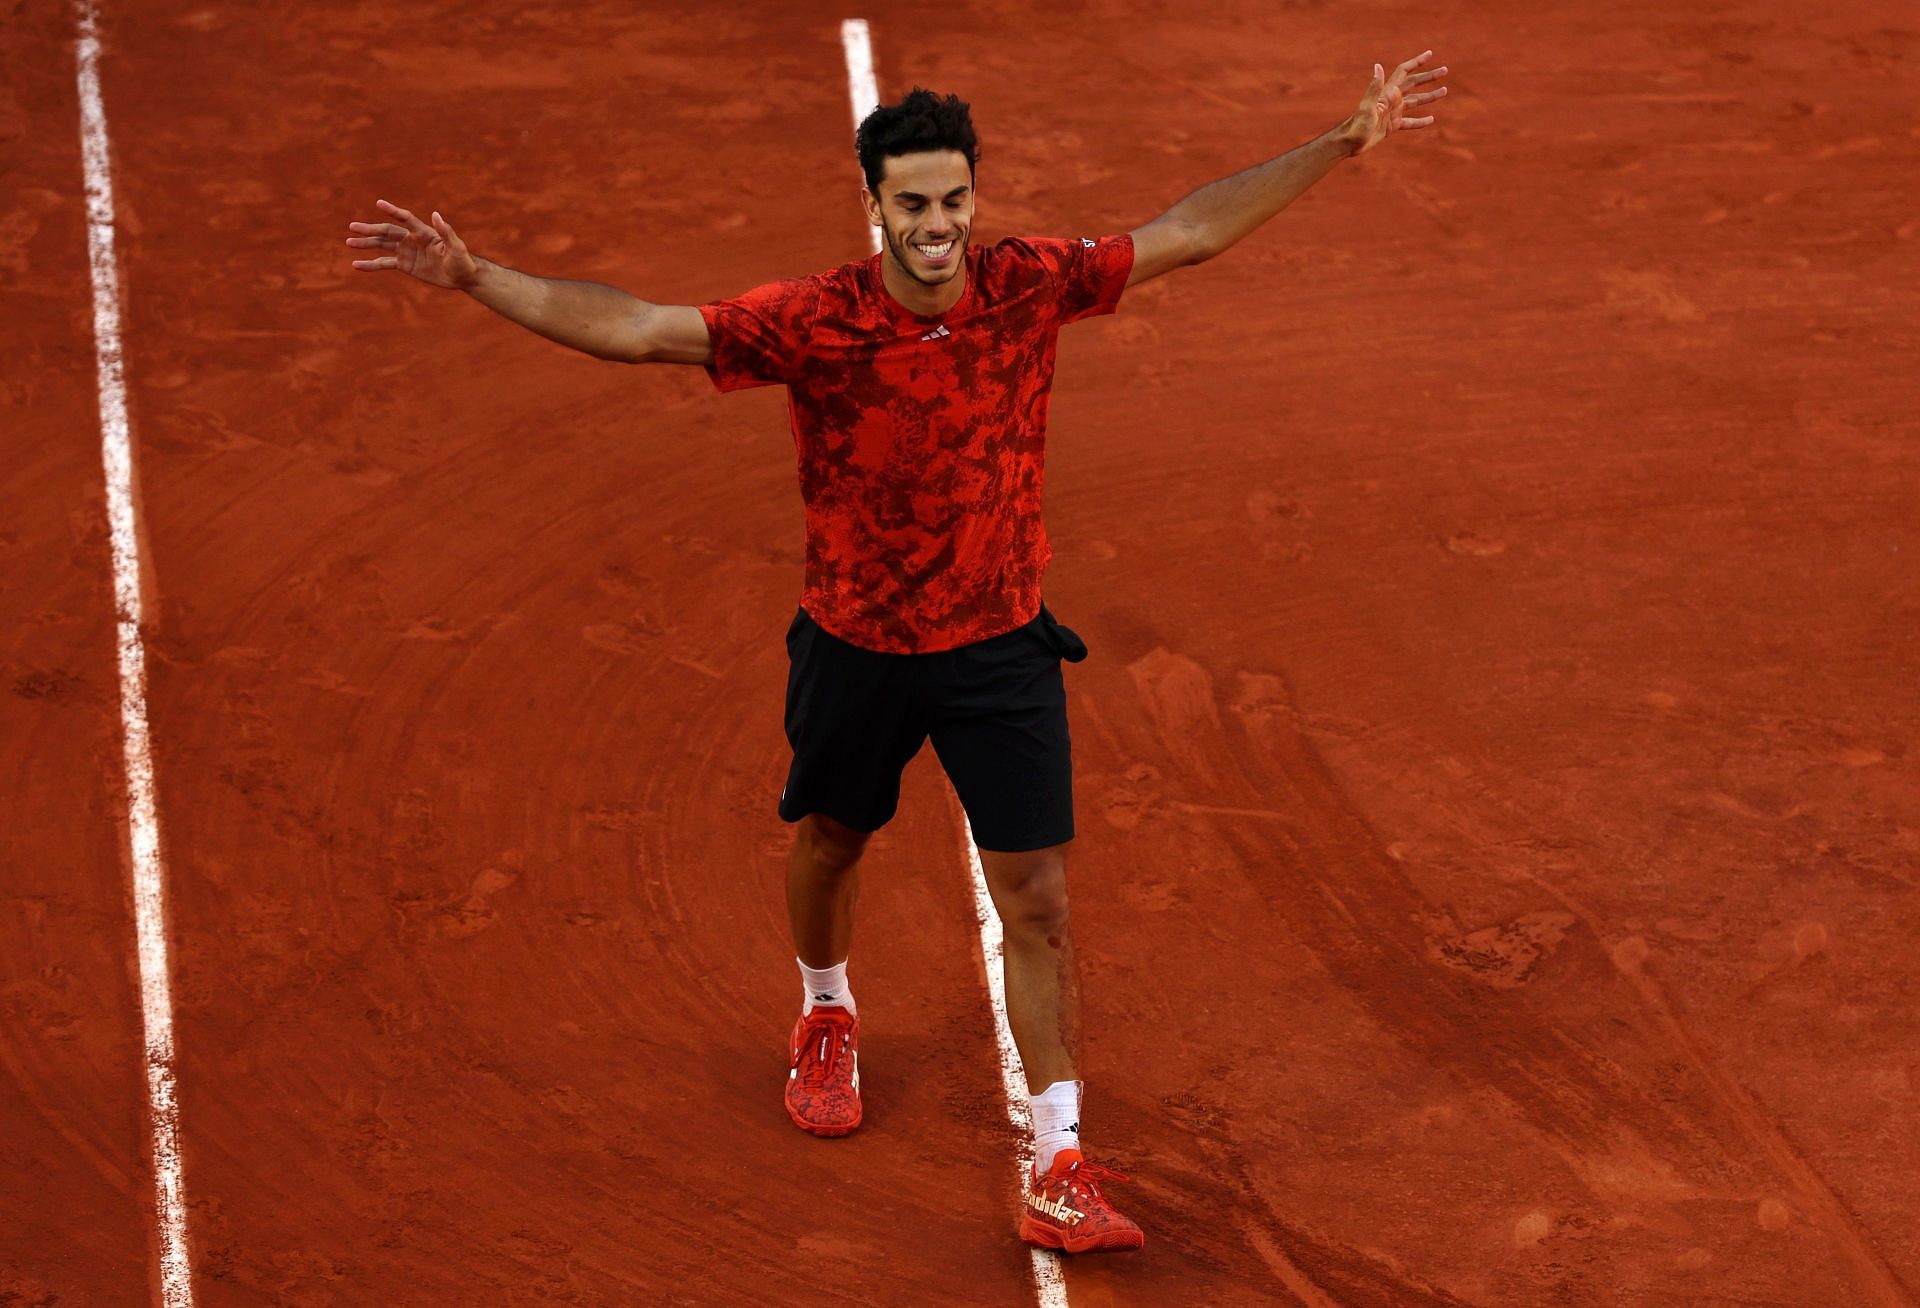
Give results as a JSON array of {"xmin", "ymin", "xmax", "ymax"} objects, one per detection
[
  {"xmin": 976, "ymin": 236, "xmax": 1072, "ymax": 290},
  {"xmin": 710, "ymin": 256, "xmax": 868, "ymax": 310},
  {"xmin": 985, "ymin": 235, "xmax": 1134, "ymax": 325},
  {"xmin": 812, "ymin": 256, "xmax": 874, "ymax": 310},
  {"xmin": 983, "ymin": 234, "xmax": 1071, "ymax": 267},
  {"xmin": 980, "ymin": 235, "xmax": 1118, "ymax": 282},
  {"xmin": 702, "ymin": 264, "xmax": 853, "ymax": 347}
]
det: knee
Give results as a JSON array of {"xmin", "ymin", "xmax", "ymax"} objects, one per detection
[
  {"xmin": 798, "ymin": 814, "xmax": 869, "ymax": 875},
  {"xmin": 998, "ymin": 856, "xmax": 1071, "ymax": 944}
]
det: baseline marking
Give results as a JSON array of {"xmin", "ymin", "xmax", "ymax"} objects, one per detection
[
  {"xmin": 73, "ymin": 4, "xmax": 196, "ymax": 1304},
  {"xmin": 839, "ymin": 21, "xmax": 1068, "ymax": 1306},
  {"xmin": 955, "ymin": 806, "xmax": 1073, "ymax": 1308},
  {"xmin": 839, "ymin": 19, "xmax": 883, "ymax": 255}
]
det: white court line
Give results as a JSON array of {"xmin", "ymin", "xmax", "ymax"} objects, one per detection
[
  {"xmin": 838, "ymin": 22, "xmax": 1068, "ymax": 1307},
  {"xmin": 955, "ymin": 807, "xmax": 1073, "ymax": 1308},
  {"xmin": 838, "ymin": 19, "xmax": 883, "ymax": 255},
  {"xmin": 73, "ymin": 3, "xmax": 197, "ymax": 1305}
]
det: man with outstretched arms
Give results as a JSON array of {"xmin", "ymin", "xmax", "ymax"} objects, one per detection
[{"xmin": 348, "ymin": 52, "xmax": 1447, "ymax": 1253}]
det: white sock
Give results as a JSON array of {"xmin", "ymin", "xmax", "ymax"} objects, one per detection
[
  {"xmin": 798, "ymin": 958, "xmax": 854, "ymax": 1016},
  {"xmin": 1030, "ymin": 1079, "xmax": 1083, "ymax": 1173}
]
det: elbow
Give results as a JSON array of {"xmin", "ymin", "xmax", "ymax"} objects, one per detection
[
  {"xmin": 606, "ymin": 329, "xmax": 660, "ymax": 364},
  {"xmin": 615, "ymin": 305, "xmax": 662, "ymax": 364},
  {"xmin": 1181, "ymin": 222, "xmax": 1221, "ymax": 267},
  {"xmin": 580, "ymin": 342, "xmax": 646, "ymax": 364}
]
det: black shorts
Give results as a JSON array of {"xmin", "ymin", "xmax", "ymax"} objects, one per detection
[{"xmin": 778, "ymin": 604, "xmax": 1089, "ymax": 853}]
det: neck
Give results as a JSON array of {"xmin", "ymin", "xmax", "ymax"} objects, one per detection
[{"xmin": 880, "ymin": 246, "xmax": 966, "ymax": 317}]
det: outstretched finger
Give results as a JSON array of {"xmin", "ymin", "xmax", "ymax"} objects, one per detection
[
  {"xmin": 348, "ymin": 220, "xmax": 408, "ymax": 239},
  {"xmin": 351, "ymin": 256, "xmax": 399, "ymax": 271},
  {"xmin": 1408, "ymin": 66, "xmax": 1448, "ymax": 86},
  {"xmin": 1394, "ymin": 49, "xmax": 1435, "ymax": 78},
  {"xmin": 344, "ymin": 235, "xmax": 397, "ymax": 249},
  {"xmin": 375, "ymin": 199, "xmax": 434, "ymax": 240},
  {"xmin": 1399, "ymin": 115, "xmax": 1436, "ymax": 130},
  {"xmin": 429, "ymin": 210, "xmax": 465, "ymax": 250},
  {"xmin": 1406, "ymin": 87, "xmax": 1448, "ymax": 108}
]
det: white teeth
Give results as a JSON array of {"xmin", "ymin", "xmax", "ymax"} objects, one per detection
[{"xmin": 917, "ymin": 241, "xmax": 953, "ymax": 258}]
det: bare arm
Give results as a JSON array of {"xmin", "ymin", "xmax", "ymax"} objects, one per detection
[
  {"xmin": 463, "ymin": 259, "xmax": 711, "ymax": 365},
  {"xmin": 346, "ymin": 200, "xmax": 712, "ymax": 366},
  {"xmin": 1127, "ymin": 51, "xmax": 1449, "ymax": 288}
]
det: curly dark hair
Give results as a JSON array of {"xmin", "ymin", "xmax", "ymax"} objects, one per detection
[{"xmin": 855, "ymin": 88, "xmax": 980, "ymax": 193}]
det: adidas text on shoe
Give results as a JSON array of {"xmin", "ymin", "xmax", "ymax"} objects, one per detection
[{"xmin": 1018, "ymin": 1149, "xmax": 1144, "ymax": 1253}]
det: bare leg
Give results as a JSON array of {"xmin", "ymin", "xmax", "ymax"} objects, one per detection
[
  {"xmin": 977, "ymin": 842, "xmax": 1079, "ymax": 1092},
  {"xmin": 786, "ymin": 813, "xmax": 871, "ymax": 968}
]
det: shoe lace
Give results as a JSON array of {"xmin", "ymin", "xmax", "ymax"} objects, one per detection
[
  {"xmin": 795, "ymin": 1012, "xmax": 851, "ymax": 1086},
  {"xmin": 1051, "ymin": 1158, "xmax": 1131, "ymax": 1207}
]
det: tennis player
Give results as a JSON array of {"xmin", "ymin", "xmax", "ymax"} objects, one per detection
[{"xmin": 348, "ymin": 51, "xmax": 1446, "ymax": 1254}]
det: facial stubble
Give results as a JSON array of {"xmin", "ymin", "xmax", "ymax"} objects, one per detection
[{"xmin": 881, "ymin": 218, "xmax": 966, "ymax": 289}]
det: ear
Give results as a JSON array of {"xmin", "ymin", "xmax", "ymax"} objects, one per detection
[{"xmin": 860, "ymin": 185, "xmax": 883, "ymax": 226}]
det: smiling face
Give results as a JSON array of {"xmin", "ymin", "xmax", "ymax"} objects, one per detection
[{"xmin": 863, "ymin": 149, "xmax": 975, "ymax": 288}]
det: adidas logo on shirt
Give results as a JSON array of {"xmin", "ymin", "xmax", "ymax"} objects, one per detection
[{"xmin": 920, "ymin": 324, "xmax": 951, "ymax": 342}]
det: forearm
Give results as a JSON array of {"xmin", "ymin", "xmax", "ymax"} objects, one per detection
[
  {"xmin": 464, "ymin": 258, "xmax": 660, "ymax": 362},
  {"xmin": 1168, "ymin": 122, "xmax": 1359, "ymax": 262}
]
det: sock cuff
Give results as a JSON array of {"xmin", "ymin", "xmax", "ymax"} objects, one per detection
[
  {"xmin": 1030, "ymin": 1079, "xmax": 1083, "ymax": 1109},
  {"xmin": 797, "ymin": 957, "xmax": 854, "ymax": 1015},
  {"xmin": 1030, "ymin": 1080, "xmax": 1083, "ymax": 1173}
]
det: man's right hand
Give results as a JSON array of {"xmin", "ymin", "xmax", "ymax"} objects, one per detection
[
  {"xmin": 344, "ymin": 203, "xmax": 711, "ymax": 365},
  {"xmin": 346, "ymin": 200, "xmax": 480, "ymax": 290}
]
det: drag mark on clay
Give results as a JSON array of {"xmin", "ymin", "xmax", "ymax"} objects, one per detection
[
  {"xmin": 1430, "ymin": 816, "xmax": 1908, "ymax": 1298},
  {"xmin": 1442, "ymin": 530, "xmax": 1506, "ymax": 557},
  {"xmin": 1426, "ymin": 910, "xmax": 1579, "ymax": 989},
  {"xmin": 1173, "ymin": 1100, "xmax": 1476, "ymax": 1308},
  {"xmin": 425, "ymin": 864, "xmax": 522, "ymax": 941},
  {"xmin": 1119, "ymin": 639, "xmax": 1911, "ymax": 1300},
  {"xmin": 1439, "ymin": 797, "xmax": 1910, "ymax": 1301},
  {"xmin": 1603, "ymin": 933, "xmax": 1913, "ymax": 1305},
  {"xmin": 1169, "ymin": 800, "xmax": 1295, "ymax": 821},
  {"xmin": 1127, "ymin": 649, "xmax": 1226, "ymax": 787}
]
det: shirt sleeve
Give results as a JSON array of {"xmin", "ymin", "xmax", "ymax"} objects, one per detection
[
  {"xmin": 698, "ymin": 275, "xmax": 823, "ymax": 391},
  {"xmin": 1016, "ymin": 233, "xmax": 1135, "ymax": 326}
]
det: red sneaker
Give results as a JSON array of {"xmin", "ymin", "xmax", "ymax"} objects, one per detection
[
  {"xmin": 785, "ymin": 1005, "xmax": 861, "ymax": 1137},
  {"xmin": 1019, "ymin": 1149, "xmax": 1145, "ymax": 1253}
]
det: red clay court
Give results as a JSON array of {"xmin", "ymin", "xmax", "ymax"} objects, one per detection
[{"xmin": 5, "ymin": 1, "xmax": 1917, "ymax": 1304}]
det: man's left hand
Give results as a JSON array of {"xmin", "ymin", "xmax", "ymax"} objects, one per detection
[{"xmin": 1344, "ymin": 51, "xmax": 1449, "ymax": 155}]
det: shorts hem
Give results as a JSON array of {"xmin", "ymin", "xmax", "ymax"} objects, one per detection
[
  {"xmin": 778, "ymin": 798, "xmax": 895, "ymax": 835},
  {"xmin": 966, "ymin": 824, "xmax": 1075, "ymax": 854}
]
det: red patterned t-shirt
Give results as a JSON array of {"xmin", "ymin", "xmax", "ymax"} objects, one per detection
[{"xmin": 699, "ymin": 234, "xmax": 1135, "ymax": 654}]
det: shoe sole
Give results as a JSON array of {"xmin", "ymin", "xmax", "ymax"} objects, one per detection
[
  {"xmin": 785, "ymin": 1096, "xmax": 862, "ymax": 1138},
  {"xmin": 1019, "ymin": 1215, "xmax": 1145, "ymax": 1254}
]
